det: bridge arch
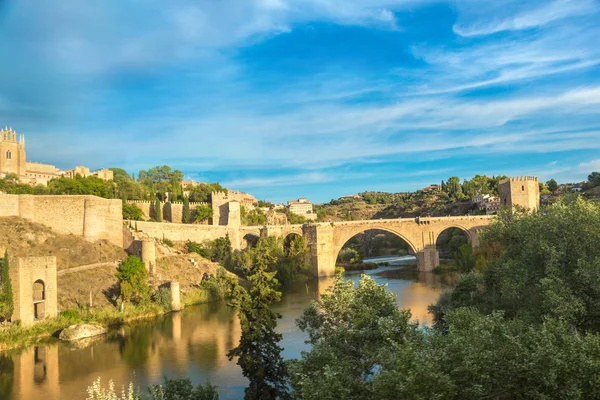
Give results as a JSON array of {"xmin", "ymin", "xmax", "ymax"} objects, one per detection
[
  {"xmin": 283, "ymin": 232, "xmax": 302, "ymax": 255},
  {"xmin": 332, "ymin": 226, "xmax": 419, "ymax": 270},
  {"xmin": 435, "ymin": 226, "xmax": 471, "ymax": 259},
  {"xmin": 242, "ymin": 233, "xmax": 260, "ymax": 249}
]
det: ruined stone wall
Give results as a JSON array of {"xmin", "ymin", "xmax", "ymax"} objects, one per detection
[
  {"xmin": 0, "ymin": 194, "xmax": 122, "ymax": 247},
  {"xmin": 9, "ymin": 256, "xmax": 58, "ymax": 326},
  {"xmin": 134, "ymin": 221, "xmax": 242, "ymax": 249}
]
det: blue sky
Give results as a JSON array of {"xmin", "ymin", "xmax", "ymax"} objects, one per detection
[{"xmin": 1, "ymin": 0, "xmax": 599, "ymax": 203}]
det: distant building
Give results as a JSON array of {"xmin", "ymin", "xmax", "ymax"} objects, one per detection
[
  {"xmin": 340, "ymin": 194, "xmax": 362, "ymax": 200},
  {"xmin": 0, "ymin": 127, "xmax": 113, "ymax": 185},
  {"xmin": 472, "ymin": 194, "xmax": 500, "ymax": 215},
  {"xmin": 288, "ymin": 197, "xmax": 317, "ymax": 220},
  {"xmin": 180, "ymin": 180, "xmax": 195, "ymax": 190}
]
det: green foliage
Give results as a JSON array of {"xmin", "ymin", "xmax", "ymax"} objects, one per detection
[
  {"xmin": 148, "ymin": 377, "xmax": 219, "ymax": 400},
  {"xmin": 199, "ymin": 267, "xmax": 237, "ymax": 302},
  {"xmin": 152, "ymin": 287, "xmax": 172, "ymax": 311},
  {"xmin": 453, "ymin": 244, "xmax": 476, "ymax": 273},
  {"xmin": 188, "ymin": 182, "xmax": 226, "ymax": 203},
  {"xmin": 286, "ymin": 211, "xmax": 307, "ymax": 225},
  {"xmin": 240, "ymin": 206, "xmax": 266, "ymax": 226},
  {"xmin": 337, "ymin": 247, "xmax": 361, "ymax": 264},
  {"xmin": 227, "ymin": 255, "xmax": 289, "ymax": 399},
  {"xmin": 182, "ymin": 196, "xmax": 190, "ymax": 224},
  {"xmin": 432, "ymin": 197, "xmax": 600, "ymax": 333},
  {"xmin": 194, "ymin": 204, "xmax": 213, "ymax": 223},
  {"xmin": 588, "ymin": 171, "xmax": 600, "ymax": 187},
  {"xmin": 122, "ymin": 201, "xmax": 144, "ymax": 220},
  {"xmin": 289, "ymin": 275, "xmax": 600, "ymax": 400},
  {"xmin": 154, "ymin": 198, "xmax": 162, "ymax": 222},
  {"xmin": 547, "ymin": 178, "xmax": 559, "ymax": 192},
  {"xmin": 0, "ymin": 251, "xmax": 14, "ymax": 322},
  {"xmin": 111, "ymin": 168, "xmax": 151, "ymax": 200},
  {"xmin": 185, "ymin": 240, "xmax": 212, "ymax": 259},
  {"xmin": 162, "ymin": 238, "xmax": 174, "ymax": 247},
  {"xmin": 289, "ymin": 275, "xmax": 425, "ymax": 399},
  {"xmin": 116, "ymin": 256, "xmax": 151, "ymax": 305}
]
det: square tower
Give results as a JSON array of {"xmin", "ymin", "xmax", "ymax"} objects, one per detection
[{"xmin": 499, "ymin": 176, "xmax": 540, "ymax": 211}]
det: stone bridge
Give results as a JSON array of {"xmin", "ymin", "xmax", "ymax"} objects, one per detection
[
  {"xmin": 259, "ymin": 216, "xmax": 493, "ymax": 276},
  {"xmin": 132, "ymin": 215, "xmax": 493, "ymax": 277}
]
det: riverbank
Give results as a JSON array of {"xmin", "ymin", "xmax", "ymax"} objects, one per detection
[{"xmin": 0, "ymin": 273, "xmax": 234, "ymax": 352}]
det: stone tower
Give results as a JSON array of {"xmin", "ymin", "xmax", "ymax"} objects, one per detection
[
  {"xmin": 0, "ymin": 127, "xmax": 27, "ymax": 178},
  {"xmin": 499, "ymin": 176, "xmax": 540, "ymax": 211}
]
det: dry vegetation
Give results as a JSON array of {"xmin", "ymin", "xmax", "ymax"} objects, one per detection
[{"xmin": 0, "ymin": 216, "xmax": 127, "ymax": 270}]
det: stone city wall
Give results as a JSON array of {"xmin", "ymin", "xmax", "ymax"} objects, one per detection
[
  {"xmin": 134, "ymin": 220, "xmax": 242, "ymax": 250},
  {"xmin": 126, "ymin": 200, "xmax": 209, "ymax": 223},
  {"xmin": 0, "ymin": 194, "xmax": 122, "ymax": 247}
]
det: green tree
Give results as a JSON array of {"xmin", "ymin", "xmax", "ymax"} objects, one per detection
[
  {"xmin": 227, "ymin": 252, "xmax": 289, "ymax": 399},
  {"xmin": 431, "ymin": 197, "xmax": 600, "ymax": 332},
  {"xmin": 154, "ymin": 198, "xmax": 162, "ymax": 222},
  {"xmin": 182, "ymin": 195, "xmax": 190, "ymax": 224},
  {"xmin": 547, "ymin": 178, "xmax": 559, "ymax": 192},
  {"xmin": 0, "ymin": 251, "xmax": 14, "ymax": 322},
  {"xmin": 446, "ymin": 176, "xmax": 463, "ymax": 199},
  {"xmin": 116, "ymin": 256, "xmax": 151, "ymax": 305},
  {"xmin": 148, "ymin": 377, "xmax": 219, "ymax": 400},
  {"xmin": 588, "ymin": 171, "xmax": 600, "ymax": 187},
  {"xmin": 122, "ymin": 202, "xmax": 144, "ymax": 220},
  {"xmin": 194, "ymin": 204, "xmax": 213, "ymax": 223}
]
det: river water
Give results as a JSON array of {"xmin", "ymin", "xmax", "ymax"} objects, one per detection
[{"xmin": 0, "ymin": 256, "xmax": 455, "ymax": 400}]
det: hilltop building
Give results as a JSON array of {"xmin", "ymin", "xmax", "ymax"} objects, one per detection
[
  {"xmin": 0, "ymin": 127, "xmax": 113, "ymax": 185},
  {"xmin": 288, "ymin": 197, "xmax": 317, "ymax": 220}
]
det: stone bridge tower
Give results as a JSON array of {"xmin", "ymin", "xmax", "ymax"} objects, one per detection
[{"xmin": 499, "ymin": 176, "xmax": 540, "ymax": 211}]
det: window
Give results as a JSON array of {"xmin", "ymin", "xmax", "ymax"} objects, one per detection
[
  {"xmin": 521, "ymin": 185, "xmax": 525, "ymax": 191},
  {"xmin": 6, "ymin": 150, "xmax": 11, "ymax": 160}
]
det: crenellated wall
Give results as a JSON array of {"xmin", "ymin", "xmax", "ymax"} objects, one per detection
[
  {"xmin": 126, "ymin": 200, "xmax": 209, "ymax": 223},
  {"xmin": 0, "ymin": 194, "xmax": 122, "ymax": 246}
]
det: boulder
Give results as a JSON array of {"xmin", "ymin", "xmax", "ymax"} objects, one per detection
[{"xmin": 59, "ymin": 324, "xmax": 107, "ymax": 341}]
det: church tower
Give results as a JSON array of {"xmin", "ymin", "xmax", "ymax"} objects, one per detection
[{"xmin": 0, "ymin": 127, "xmax": 27, "ymax": 178}]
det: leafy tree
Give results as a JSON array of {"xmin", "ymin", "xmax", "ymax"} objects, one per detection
[
  {"xmin": 194, "ymin": 204, "xmax": 213, "ymax": 223},
  {"xmin": 588, "ymin": 171, "xmax": 600, "ymax": 187},
  {"xmin": 182, "ymin": 195, "xmax": 190, "ymax": 224},
  {"xmin": 241, "ymin": 206, "xmax": 266, "ymax": 226},
  {"xmin": 453, "ymin": 244, "xmax": 476, "ymax": 273},
  {"xmin": 188, "ymin": 183, "xmax": 227, "ymax": 203},
  {"xmin": 445, "ymin": 176, "xmax": 463, "ymax": 199},
  {"xmin": 431, "ymin": 197, "xmax": 600, "ymax": 332},
  {"xmin": 122, "ymin": 202, "xmax": 144, "ymax": 220},
  {"xmin": 227, "ymin": 252, "xmax": 289, "ymax": 399},
  {"xmin": 154, "ymin": 198, "xmax": 162, "ymax": 222},
  {"xmin": 546, "ymin": 178, "xmax": 559, "ymax": 192},
  {"xmin": 289, "ymin": 275, "xmax": 429, "ymax": 399},
  {"xmin": 116, "ymin": 256, "xmax": 151, "ymax": 305},
  {"xmin": 47, "ymin": 175, "xmax": 115, "ymax": 198},
  {"xmin": 0, "ymin": 251, "xmax": 14, "ymax": 322}
]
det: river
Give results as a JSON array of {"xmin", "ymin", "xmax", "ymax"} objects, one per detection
[{"xmin": 0, "ymin": 256, "xmax": 456, "ymax": 399}]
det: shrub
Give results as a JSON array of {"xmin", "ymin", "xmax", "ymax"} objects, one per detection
[
  {"xmin": 153, "ymin": 287, "xmax": 172, "ymax": 311},
  {"xmin": 162, "ymin": 238, "xmax": 174, "ymax": 247},
  {"xmin": 122, "ymin": 202, "xmax": 144, "ymax": 221},
  {"xmin": 0, "ymin": 251, "xmax": 14, "ymax": 322},
  {"xmin": 86, "ymin": 377, "xmax": 139, "ymax": 400},
  {"xmin": 148, "ymin": 377, "xmax": 219, "ymax": 400},
  {"xmin": 116, "ymin": 256, "xmax": 151, "ymax": 305}
]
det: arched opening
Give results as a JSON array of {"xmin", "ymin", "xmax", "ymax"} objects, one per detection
[
  {"xmin": 337, "ymin": 229, "xmax": 416, "ymax": 271},
  {"xmin": 6, "ymin": 150, "xmax": 11, "ymax": 160},
  {"xmin": 33, "ymin": 280, "xmax": 45, "ymax": 320},
  {"xmin": 283, "ymin": 233, "xmax": 302, "ymax": 255},
  {"xmin": 242, "ymin": 233, "xmax": 260, "ymax": 249},
  {"xmin": 435, "ymin": 227, "xmax": 470, "ymax": 260}
]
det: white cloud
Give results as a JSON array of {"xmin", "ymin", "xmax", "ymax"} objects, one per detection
[{"xmin": 453, "ymin": 0, "xmax": 597, "ymax": 37}]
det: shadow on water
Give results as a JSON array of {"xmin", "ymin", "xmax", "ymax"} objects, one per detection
[{"xmin": 1, "ymin": 256, "xmax": 456, "ymax": 400}]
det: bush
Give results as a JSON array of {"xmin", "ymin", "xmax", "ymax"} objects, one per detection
[
  {"xmin": 148, "ymin": 377, "xmax": 219, "ymax": 400},
  {"xmin": 0, "ymin": 251, "xmax": 14, "ymax": 322},
  {"xmin": 123, "ymin": 202, "xmax": 144, "ymax": 220},
  {"xmin": 116, "ymin": 256, "xmax": 151, "ymax": 305},
  {"xmin": 162, "ymin": 238, "xmax": 174, "ymax": 247},
  {"xmin": 153, "ymin": 287, "xmax": 172, "ymax": 311}
]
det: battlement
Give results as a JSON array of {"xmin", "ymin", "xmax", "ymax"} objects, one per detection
[{"xmin": 500, "ymin": 176, "xmax": 538, "ymax": 184}]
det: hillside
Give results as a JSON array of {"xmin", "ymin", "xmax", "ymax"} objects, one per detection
[
  {"xmin": 0, "ymin": 216, "xmax": 127, "ymax": 270},
  {"xmin": 316, "ymin": 191, "xmax": 477, "ymax": 222}
]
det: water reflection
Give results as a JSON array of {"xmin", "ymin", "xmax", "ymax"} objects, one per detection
[{"xmin": 1, "ymin": 258, "xmax": 454, "ymax": 400}]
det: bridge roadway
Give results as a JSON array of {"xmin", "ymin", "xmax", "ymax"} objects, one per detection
[{"xmin": 134, "ymin": 215, "xmax": 494, "ymax": 277}]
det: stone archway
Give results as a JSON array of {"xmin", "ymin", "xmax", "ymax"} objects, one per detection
[
  {"xmin": 435, "ymin": 226, "xmax": 471, "ymax": 259},
  {"xmin": 283, "ymin": 232, "xmax": 302, "ymax": 255},
  {"xmin": 242, "ymin": 233, "xmax": 260, "ymax": 249}
]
